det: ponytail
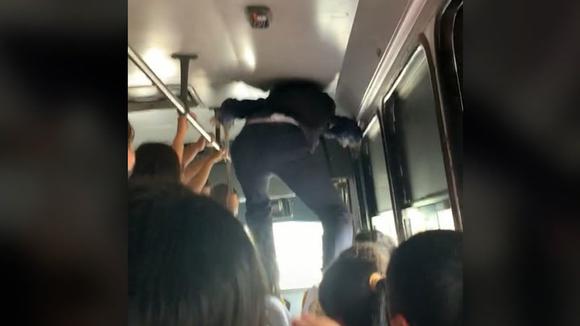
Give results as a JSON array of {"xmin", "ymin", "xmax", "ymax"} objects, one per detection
[
  {"xmin": 371, "ymin": 276, "xmax": 388, "ymax": 326},
  {"xmin": 369, "ymin": 272, "xmax": 387, "ymax": 326}
]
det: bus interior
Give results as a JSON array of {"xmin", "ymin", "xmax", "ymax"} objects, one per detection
[{"xmin": 128, "ymin": 0, "xmax": 463, "ymax": 315}]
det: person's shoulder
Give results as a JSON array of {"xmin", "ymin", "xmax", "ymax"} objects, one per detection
[{"xmin": 265, "ymin": 295, "xmax": 291, "ymax": 326}]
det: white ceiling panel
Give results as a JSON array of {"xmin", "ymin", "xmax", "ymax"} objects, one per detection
[{"xmin": 129, "ymin": 0, "xmax": 359, "ymax": 108}]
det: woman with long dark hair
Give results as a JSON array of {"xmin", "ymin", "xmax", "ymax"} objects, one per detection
[{"xmin": 129, "ymin": 181, "xmax": 268, "ymax": 326}]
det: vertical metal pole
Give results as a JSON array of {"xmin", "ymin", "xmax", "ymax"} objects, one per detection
[
  {"xmin": 128, "ymin": 46, "xmax": 220, "ymax": 150},
  {"xmin": 223, "ymin": 124, "xmax": 233, "ymax": 196}
]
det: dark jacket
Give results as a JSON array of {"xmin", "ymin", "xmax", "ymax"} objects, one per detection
[{"xmin": 218, "ymin": 83, "xmax": 362, "ymax": 151}]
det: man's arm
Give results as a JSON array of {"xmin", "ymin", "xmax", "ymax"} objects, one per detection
[
  {"xmin": 216, "ymin": 98, "xmax": 267, "ymax": 124},
  {"xmin": 323, "ymin": 116, "xmax": 363, "ymax": 148}
]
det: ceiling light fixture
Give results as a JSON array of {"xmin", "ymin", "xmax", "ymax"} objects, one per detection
[{"xmin": 246, "ymin": 5, "xmax": 272, "ymax": 29}]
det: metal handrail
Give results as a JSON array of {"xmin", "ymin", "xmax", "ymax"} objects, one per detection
[{"xmin": 128, "ymin": 46, "xmax": 220, "ymax": 150}]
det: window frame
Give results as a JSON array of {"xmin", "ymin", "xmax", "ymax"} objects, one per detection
[
  {"xmin": 380, "ymin": 42, "xmax": 459, "ymax": 238},
  {"xmin": 436, "ymin": 0, "xmax": 463, "ymax": 229},
  {"xmin": 381, "ymin": 46, "xmax": 438, "ymax": 237},
  {"xmin": 358, "ymin": 114, "xmax": 404, "ymax": 242}
]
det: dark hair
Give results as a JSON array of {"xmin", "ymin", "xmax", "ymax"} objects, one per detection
[
  {"xmin": 267, "ymin": 79, "xmax": 335, "ymax": 129},
  {"xmin": 129, "ymin": 181, "xmax": 267, "ymax": 326},
  {"xmin": 355, "ymin": 230, "xmax": 397, "ymax": 254},
  {"xmin": 386, "ymin": 230, "xmax": 462, "ymax": 326},
  {"xmin": 319, "ymin": 243, "xmax": 390, "ymax": 326},
  {"xmin": 131, "ymin": 143, "xmax": 181, "ymax": 182},
  {"xmin": 269, "ymin": 79, "xmax": 324, "ymax": 93},
  {"xmin": 128, "ymin": 120, "xmax": 134, "ymax": 145}
]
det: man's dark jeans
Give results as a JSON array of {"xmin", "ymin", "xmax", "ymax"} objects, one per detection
[{"xmin": 231, "ymin": 123, "xmax": 353, "ymax": 294}]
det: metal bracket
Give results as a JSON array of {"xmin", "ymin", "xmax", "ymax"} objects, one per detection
[{"xmin": 171, "ymin": 53, "xmax": 198, "ymax": 109}]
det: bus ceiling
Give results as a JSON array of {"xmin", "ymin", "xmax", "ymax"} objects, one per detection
[{"xmin": 128, "ymin": 0, "xmax": 359, "ymax": 108}]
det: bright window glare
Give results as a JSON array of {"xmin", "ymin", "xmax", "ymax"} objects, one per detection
[
  {"xmin": 404, "ymin": 205, "xmax": 456, "ymax": 236},
  {"xmin": 437, "ymin": 208, "xmax": 455, "ymax": 230},
  {"xmin": 406, "ymin": 207, "xmax": 438, "ymax": 234},
  {"xmin": 371, "ymin": 211, "xmax": 399, "ymax": 244},
  {"xmin": 273, "ymin": 221, "xmax": 323, "ymax": 290}
]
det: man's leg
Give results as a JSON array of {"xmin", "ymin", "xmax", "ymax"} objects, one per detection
[
  {"xmin": 231, "ymin": 134, "xmax": 280, "ymax": 295},
  {"xmin": 274, "ymin": 150, "xmax": 353, "ymax": 269}
]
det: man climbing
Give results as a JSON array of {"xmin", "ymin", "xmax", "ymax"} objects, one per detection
[{"xmin": 216, "ymin": 80, "xmax": 362, "ymax": 294}]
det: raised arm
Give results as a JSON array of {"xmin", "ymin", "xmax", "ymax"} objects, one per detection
[
  {"xmin": 186, "ymin": 149, "xmax": 227, "ymax": 194},
  {"xmin": 172, "ymin": 114, "xmax": 189, "ymax": 165},
  {"xmin": 182, "ymin": 137, "xmax": 207, "ymax": 169},
  {"xmin": 181, "ymin": 137, "xmax": 209, "ymax": 183},
  {"xmin": 292, "ymin": 314, "xmax": 340, "ymax": 326},
  {"xmin": 182, "ymin": 157, "xmax": 206, "ymax": 184}
]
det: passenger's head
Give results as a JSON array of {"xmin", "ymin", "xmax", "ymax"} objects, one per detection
[
  {"xmin": 210, "ymin": 183, "xmax": 240, "ymax": 216},
  {"xmin": 318, "ymin": 243, "xmax": 390, "ymax": 326},
  {"xmin": 128, "ymin": 120, "xmax": 135, "ymax": 172},
  {"xmin": 355, "ymin": 230, "xmax": 397, "ymax": 255},
  {"xmin": 129, "ymin": 181, "xmax": 267, "ymax": 326},
  {"xmin": 130, "ymin": 142, "xmax": 180, "ymax": 182},
  {"xmin": 386, "ymin": 230, "xmax": 462, "ymax": 326}
]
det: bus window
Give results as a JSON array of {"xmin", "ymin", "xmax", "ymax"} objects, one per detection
[
  {"xmin": 372, "ymin": 211, "xmax": 398, "ymax": 243},
  {"xmin": 365, "ymin": 116, "xmax": 398, "ymax": 243},
  {"xmin": 269, "ymin": 196, "xmax": 325, "ymax": 292},
  {"xmin": 385, "ymin": 47, "xmax": 454, "ymax": 237},
  {"xmin": 273, "ymin": 220, "xmax": 323, "ymax": 290},
  {"xmin": 402, "ymin": 202, "xmax": 455, "ymax": 235}
]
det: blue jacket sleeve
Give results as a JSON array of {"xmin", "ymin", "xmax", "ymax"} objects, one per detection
[{"xmin": 324, "ymin": 115, "xmax": 363, "ymax": 148}]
